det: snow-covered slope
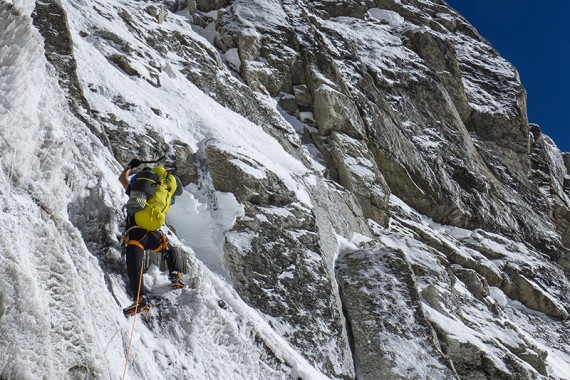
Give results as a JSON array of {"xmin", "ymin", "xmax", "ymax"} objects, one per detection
[
  {"xmin": 1, "ymin": 0, "xmax": 570, "ymax": 379},
  {"xmin": 0, "ymin": 1, "xmax": 327, "ymax": 378}
]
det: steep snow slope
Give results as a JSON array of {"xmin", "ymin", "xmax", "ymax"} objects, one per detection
[
  {"xmin": 1, "ymin": 3, "xmax": 117, "ymax": 377},
  {"xmin": 0, "ymin": 1, "xmax": 329, "ymax": 379}
]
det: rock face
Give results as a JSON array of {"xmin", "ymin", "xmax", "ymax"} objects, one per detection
[
  {"xmin": 337, "ymin": 248, "xmax": 458, "ymax": 380},
  {"xmin": 10, "ymin": 0, "xmax": 570, "ymax": 378},
  {"xmin": 209, "ymin": 0, "xmax": 564, "ymax": 252},
  {"xmin": 207, "ymin": 142, "xmax": 355, "ymax": 377}
]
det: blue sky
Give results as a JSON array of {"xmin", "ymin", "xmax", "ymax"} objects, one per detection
[{"xmin": 445, "ymin": 1, "xmax": 570, "ymax": 152}]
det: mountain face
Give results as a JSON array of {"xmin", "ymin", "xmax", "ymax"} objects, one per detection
[{"xmin": 1, "ymin": 0, "xmax": 570, "ymax": 379}]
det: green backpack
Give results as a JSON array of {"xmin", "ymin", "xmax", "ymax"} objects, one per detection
[{"xmin": 131, "ymin": 166, "xmax": 178, "ymax": 231}]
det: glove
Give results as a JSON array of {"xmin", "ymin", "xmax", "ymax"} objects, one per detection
[{"xmin": 128, "ymin": 158, "xmax": 142, "ymax": 169}]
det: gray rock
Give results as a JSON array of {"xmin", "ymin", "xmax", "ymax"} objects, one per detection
[
  {"xmin": 329, "ymin": 132, "xmax": 390, "ymax": 226},
  {"xmin": 109, "ymin": 54, "xmax": 140, "ymax": 77},
  {"xmin": 293, "ymin": 84, "xmax": 313, "ymax": 109},
  {"xmin": 173, "ymin": 140, "xmax": 198, "ymax": 186},
  {"xmin": 403, "ymin": 28, "xmax": 470, "ymax": 123},
  {"xmin": 502, "ymin": 264, "xmax": 570, "ymax": 320},
  {"xmin": 206, "ymin": 144, "xmax": 295, "ymax": 206},
  {"xmin": 236, "ymin": 33, "xmax": 260, "ymax": 62},
  {"xmin": 563, "ymin": 153, "xmax": 570, "ymax": 170},
  {"xmin": 145, "ymin": 5, "xmax": 159, "ymax": 18},
  {"xmin": 29, "ymin": 0, "xmax": 570, "ymax": 377},
  {"xmin": 312, "ymin": 84, "xmax": 366, "ymax": 139},
  {"xmin": 164, "ymin": 0, "xmax": 189, "ymax": 12},
  {"xmin": 277, "ymin": 93, "xmax": 298, "ymax": 115},
  {"xmin": 195, "ymin": 0, "xmax": 230, "ymax": 12},
  {"xmin": 337, "ymin": 248, "xmax": 458, "ymax": 380},
  {"xmin": 451, "ymin": 267, "xmax": 490, "ymax": 301},
  {"xmin": 309, "ymin": 176, "xmax": 373, "ymax": 247},
  {"xmin": 309, "ymin": 0, "xmax": 368, "ymax": 19},
  {"xmin": 241, "ymin": 60, "xmax": 290, "ymax": 97},
  {"xmin": 225, "ymin": 203, "xmax": 355, "ymax": 379}
]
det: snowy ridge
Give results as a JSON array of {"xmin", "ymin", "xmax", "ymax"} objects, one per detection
[{"xmin": 1, "ymin": 3, "xmax": 122, "ymax": 377}]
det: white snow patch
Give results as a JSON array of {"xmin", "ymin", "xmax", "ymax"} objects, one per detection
[
  {"xmin": 489, "ymin": 287, "xmax": 508, "ymax": 307},
  {"xmin": 224, "ymin": 48, "xmax": 242, "ymax": 72},
  {"xmin": 168, "ymin": 185, "xmax": 244, "ymax": 276},
  {"xmin": 368, "ymin": 8, "xmax": 405, "ymax": 25}
]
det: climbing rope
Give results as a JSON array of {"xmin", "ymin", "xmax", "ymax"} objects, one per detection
[{"xmin": 122, "ymin": 258, "xmax": 145, "ymax": 380}]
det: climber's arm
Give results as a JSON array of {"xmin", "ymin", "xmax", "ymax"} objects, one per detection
[{"xmin": 119, "ymin": 166, "xmax": 131, "ymax": 191}]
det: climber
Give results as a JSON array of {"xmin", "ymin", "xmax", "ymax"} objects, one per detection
[{"xmin": 119, "ymin": 158, "xmax": 185, "ymax": 317}]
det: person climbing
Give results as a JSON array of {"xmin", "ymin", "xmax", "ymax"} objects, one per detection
[{"xmin": 119, "ymin": 157, "xmax": 185, "ymax": 317}]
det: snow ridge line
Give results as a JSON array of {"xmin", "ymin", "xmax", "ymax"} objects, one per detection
[{"xmin": 31, "ymin": 0, "xmax": 110, "ymax": 148}]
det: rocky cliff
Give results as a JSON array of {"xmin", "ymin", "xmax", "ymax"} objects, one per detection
[{"xmin": 1, "ymin": 0, "xmax": 569, "ymax": 379}]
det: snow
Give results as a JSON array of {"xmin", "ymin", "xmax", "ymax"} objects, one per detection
[
  {"xmin": 0, "ymin": 0, "xmax": 330, "ymax": 378},
  {"xmin": 223, "ymin": 47, "xmax": 242, "ymax": 72},
  {"xmin": 452, "ymin": 38, "xmax": 520, "ymax": 115},
  {"xmin": 377, "ymin": 196, "xmax": 570, "ymax": 378},
  {"xmin": 368, "ymin": 8, "xmax": 405, "ymax": 26},
  {"xmin": 489, "ymin": 286, "xmax": 508, "ymax": 307},
  {"xmin": 412, "ymin": 127, "xmax": 443, "ymax": 151},
  {"xmin": 233, "ymin": 0, "xmax": 290, "ymax": 31},
  {"xmin": 167, "ymin": 185, "xmax": 243, "ymax": 276},
  {"xmin": 323, "ymin": 15, "xmax": 429, "ymax": 86}
]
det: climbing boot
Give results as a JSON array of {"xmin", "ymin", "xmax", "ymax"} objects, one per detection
[
  {"xmin": 169, "ymin": 271, "xmax": 185, "ymax": 289},
  {"xmin": 123, "ymin": 295, "xmax": 150, "ymax": 317}
]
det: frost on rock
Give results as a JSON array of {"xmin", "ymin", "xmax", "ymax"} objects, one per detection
[
  {"xmin": 225, "ymin": 201, "xmax": 355, "ymax": 379},
  {"xmin": 374, "ymin": 200, "xmax": 570, "ymax": 378},
  {"xmin": 337, "ymin": 248, "xmax": 458, "ymax": 380},
  {"xmin": 213, "ymin": 0, "xmax": 561, "ymax": 257}
]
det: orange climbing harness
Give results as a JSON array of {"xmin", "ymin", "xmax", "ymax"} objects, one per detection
[
  {"xmin": 126, "ymin": 239, "xmax": 145, "ymax": 251},
  {"xmin": 122, "ymin": 227, "xmax": 167, "ymax": 253},
  {"xmin": 150, "ymin": 232, "xmax": 168, "ymax": 253}
]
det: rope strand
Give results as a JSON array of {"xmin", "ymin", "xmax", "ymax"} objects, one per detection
[{"xmin": 122, "ymin": 258, "xmax": 145, "ymax": 380}]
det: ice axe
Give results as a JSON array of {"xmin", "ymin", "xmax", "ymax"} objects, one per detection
[{"xmin": 128, "ymin": 155, "xmax": 166, "ymax": 169}]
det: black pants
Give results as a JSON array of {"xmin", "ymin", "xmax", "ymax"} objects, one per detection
[{"xmin": 125, "ymin": 226, "xmax": 181, "ymax": 299}]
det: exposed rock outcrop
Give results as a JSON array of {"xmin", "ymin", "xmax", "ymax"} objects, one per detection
[
  {"xmin": 208, "ymin": 143, "xmax": 354, "ymax": 378},
  {"xmin": 210, "ymin": 0, "xmax": 565, "ymax": 258},
  {"xmin": 337, "ymin": 248, "xmax": 458, "ymax": 380}
]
